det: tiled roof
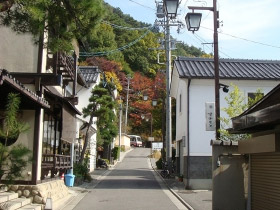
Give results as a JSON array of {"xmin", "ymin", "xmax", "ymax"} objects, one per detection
[
  {"xmin": 174, "ymin": 57, "xmax": 280, "ymax": 80},
  {"xmin": 79, "ymin": 66, "xmax": 99, "ymax": 83}
]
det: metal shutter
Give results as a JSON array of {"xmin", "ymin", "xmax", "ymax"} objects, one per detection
[{"xmin": 251, "ymin": 153, "xmax": 280, "ymax": 210}]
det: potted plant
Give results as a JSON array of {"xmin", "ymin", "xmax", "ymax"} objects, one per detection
[{"xmin": 177, "ymin": 174, "xmax": 184, "ymax": 182}]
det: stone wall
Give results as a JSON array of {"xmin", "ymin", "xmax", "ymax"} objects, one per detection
[{"xmin": 1, "ymin": 180, "xmax": 69, "ymax": 206}]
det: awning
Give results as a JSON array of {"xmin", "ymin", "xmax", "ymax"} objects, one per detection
[
  {"xmin": 230, "ymin": 83, "xmax": 280, "ymax": 134},
  {"xmin": 0, "ymin": 69, "xmax": 50, "ymax": 109},
  {"xmin": 44, "ymin": 86, "xmax": 82, "ymax": 115},
  {"xmin": 61, "ymin": 105, "xmax": 77, "ymax": 143},
  {"xmin": 44, "ymin": 86, "xmax": 81, "ymax": 143}
]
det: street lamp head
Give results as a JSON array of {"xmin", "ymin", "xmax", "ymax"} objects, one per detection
[
  {"xmin": 164, "ymin": 0, "xmax": 179, "ymax": 18},
  {"xmin": 152, "ymin": 99, "xmax": 158, "ymax": 106},
  {"xmin": 143, "ymin": 94, "xmax": 148, "ymax": 101},
  {"xmin": 223, "ymin": 86, "xmax": 229, "ymax": 93},
  {"xmin": 185, "ymin": 12, "xmax": 202, "ymax": 32},
  {"xmin": 219, "ymin": 83, "xmax": 229, "ymax": 93}
]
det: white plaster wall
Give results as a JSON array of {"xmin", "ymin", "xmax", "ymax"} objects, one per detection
[
  {"xmin": 188, "ymin": 79, "xmax": 280, "ymax": 156},
  {"xmin": 37, "ymin": 109, "xmax": 44, "ymax": 180},
  {"xmin": 172, "ymin": 74, "xmax": 280, "ymax": 157},
  {"xmin": 76, "ymin": 79, "xmax": 100, "ymax": 171},
  {"xmin": 89, "ymin": 133, "xmax": 97, "ymax": 172},
  {"xmin": 115, "ymin": 135, "xmax": 130, "ymax": 149},
  {"xmin": 189, "ymin": 79, "xmax": 215, "ymax": 156},
  {"xmin": 171, "ymin": 68, "xmax": 188, "ymax": 143},
  {"xmin": 15, "ymin": 110, "xmax": 35, "ymax": 181},
  {"xmin": 174, "ymin": 79, "xmax": 189, "ymax": 142},
  {"xmin": 0, "ymin": 26, "xmax": 38, "ymax": 73}
]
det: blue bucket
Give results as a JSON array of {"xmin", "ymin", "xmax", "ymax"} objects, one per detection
[{"xmin": 65, "ymin": 174, "xmax": 75, "ymax": 187}]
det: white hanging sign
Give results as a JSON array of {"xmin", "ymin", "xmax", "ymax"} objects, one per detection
[{"xmin": 206, "ymin": 102, "xmax": 215, "ymax": 131}]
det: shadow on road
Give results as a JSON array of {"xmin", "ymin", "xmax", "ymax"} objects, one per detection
[{"xmin": 93, "ymin": 179, "xmax": 162, "ymax": 190}]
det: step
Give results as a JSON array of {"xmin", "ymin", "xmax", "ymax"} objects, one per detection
[
  {"xmin": 0, "ymin": 192, "xmax": 18, "ymax": 203},
  {"xmin": 18, "ymin": 203, "xmax": 42, "ymax": 210},
  {"xmin": 2, "ymin": 197, "xmax": 32, "ymax": 210},
  {"xmin": 0, "ymin": 186, "xmax": 8, "ymax": 193}
]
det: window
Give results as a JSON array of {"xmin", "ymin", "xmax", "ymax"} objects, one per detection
[
  {"xmin": 248, "ymin": 92, "xmax": 264, "ymax": 104},
  {"xmin": 179, "ymin": 94, "xmax": 182, "ymax": 113},
  {"xmin": 43, "ymin": 111, "xmax": 61, "ymax": 155},
  {"xmin": 182, "ymin": 136, "xmax": 186, "ymax": 147}
]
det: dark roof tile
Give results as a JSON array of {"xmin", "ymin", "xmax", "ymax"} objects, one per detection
[
  {"xmin": 175, "ymin": 57, "xmax": 280, "ymax": 80},
  {"xmin": 79, "ymin": 66, "xmax": 100, "ymax": 84}
]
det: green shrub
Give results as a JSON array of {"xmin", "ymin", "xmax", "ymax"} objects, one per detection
[
  {"xmin": 73, "ymin": 155, "xmax": 92, "ymax": 182},
  {"xmin": 112, "ymin": 146, "xmax": 120, "ymax": 160},
  {"xmin": 156, "ymin": 158, "xmax": 163, "ymax": 170},
  {"xmin": 121, "ymin": 145, "xmax": 125, "ymax": 152}
]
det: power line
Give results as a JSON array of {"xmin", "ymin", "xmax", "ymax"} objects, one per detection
[
  {"xmin": 193, "ymin": 33, "xmax": 232, "ymax": 58},
  {"xmin": 79, "ymin": 30, "xmax": 151, "ymax": 57},
  {"xmin": 102, "ymin": 20, "xmax": 153, "ymax": 30},
  {"xmin": 193, "ymin": 33, "xmax": 213, "ymax": 52},
  {"xmin": 128, "ymin": 0, "xmax": 155, "ymax": 11},
  {"xmin": 201, "ymin": 26, "xmax": 280, "ymax": 49}
]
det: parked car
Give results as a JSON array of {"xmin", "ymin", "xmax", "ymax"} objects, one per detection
[{"xmin": 129, "ymin": 135, "xmax": 142, "ymax": 147}]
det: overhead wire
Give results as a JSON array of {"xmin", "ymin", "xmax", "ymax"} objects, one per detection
[
  {"xmin": 80, "ymin": 18, "xmax": 157, "ymax": 57},
  {"xmin": 80, "ymin": 29, "xmax": 151, "ymax": 57},
  {"xmin": 128, "ymin": 0, "xmax": 155, "ymax": 11},
  {"xmin": 102, "ymin": 20, "xmax": 152, "ymax": 30},
  {"xmin": 201, "ymin": 26, "xmax": 280, "ymax": 49},
  {"xmin": 193, "ymin": 33, "xmax": 232, "ymax": 58}
]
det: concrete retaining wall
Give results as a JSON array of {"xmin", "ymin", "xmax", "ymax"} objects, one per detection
[{"xmin": 212, "ymin": 140, "xmax": 248, "ymax": 210}]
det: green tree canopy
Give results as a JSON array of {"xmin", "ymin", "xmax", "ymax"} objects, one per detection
[
  {"xmin": 0, "ymin": 0, "xmax": 105, "ymax": 52},
  {"xmin": 219, "ymin": 84, "xmax": 263, "ymax": 141},
  {"xmin": 82, "ymin": 82, "xmax": 118, "ymax": 150}
]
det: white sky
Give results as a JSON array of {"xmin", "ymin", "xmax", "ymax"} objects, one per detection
[{"xmin": 104, "ymin": 0, "xmax": 280, "ymax": 60}]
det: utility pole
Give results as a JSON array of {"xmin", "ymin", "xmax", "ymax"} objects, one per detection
[
  {"xmin": 118, "ymin": 102, "xmax": 122, "ymax": 161},
  {"xmin": 165, "ymin": 16, "xmax": 172, "ymax": 164},
  {"xmin": 187, "ymin": 0, "xmax": 220, "ymax": 139},
  {"xmin": 124, "ymin": 76, "xmax": 131, "ymax": 134},
  {"xmin": 213, "ymin": 0, "xmax": 220, "ymax": 139}
]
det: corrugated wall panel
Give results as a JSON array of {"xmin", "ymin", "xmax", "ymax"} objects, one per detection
[{"xmin": 251, "ymin": 153, "xmax": 280, "ymax": 210}]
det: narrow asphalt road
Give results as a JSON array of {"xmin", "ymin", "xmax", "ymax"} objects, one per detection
[{"xmin": 73, "ymin": 148, "xmax": 186, "ymax": 210}]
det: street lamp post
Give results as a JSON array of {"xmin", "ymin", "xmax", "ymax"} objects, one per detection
[
  {"xmin": 185, "ymin": 0, "xmax": 220, "ymax": 139},
  {"xmin": 163, "ymin": 0, "xmax": 179, "ymax": 165},
  {"xmin": 141, "ymin": 113, "xmax": 153, "ymax": 137},
  {"xmin": 124, "ymin": 76, "xmax": 131, "ymax": 134}
]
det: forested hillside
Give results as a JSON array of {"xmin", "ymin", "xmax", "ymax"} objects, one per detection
[
  {"xmin": 81, "ymin": 3, "xmax": 211, "ymax": 77},
  {"xmin": 80, "ymin": 2, "xmax": 211, "ymax": 142}
]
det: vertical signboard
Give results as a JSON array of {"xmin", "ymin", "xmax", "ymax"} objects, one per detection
[{"xmin": 206, "ymin": 102, "xmax": 215, "ymax": 131}]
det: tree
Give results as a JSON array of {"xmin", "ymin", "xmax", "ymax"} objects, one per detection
[
  {"xmin": 0, "ymin": 0, "xmax": 105, "ymax": 52},
  {"xmin": 219, "ymin": 84, "xmax": 263, "ymax": 141},
  {"xmin": 0, "ymin": 93, "xmax": 31, "ymax": 183},
  {"xmin": 80, "ymin": 82, "xmax": 118, "ymax": 163},
  {"xmin": 0, "ymin": 93, "xmax": 29, "ymax": 146}
]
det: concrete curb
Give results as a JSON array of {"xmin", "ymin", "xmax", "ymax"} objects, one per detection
[
  {"xmin": 149, "ymin": 158, "xmax": 194, "ymax": 210},
  {"xmin": 58, "ymin": 169, "xmax": 108, "ymax": 210}
]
